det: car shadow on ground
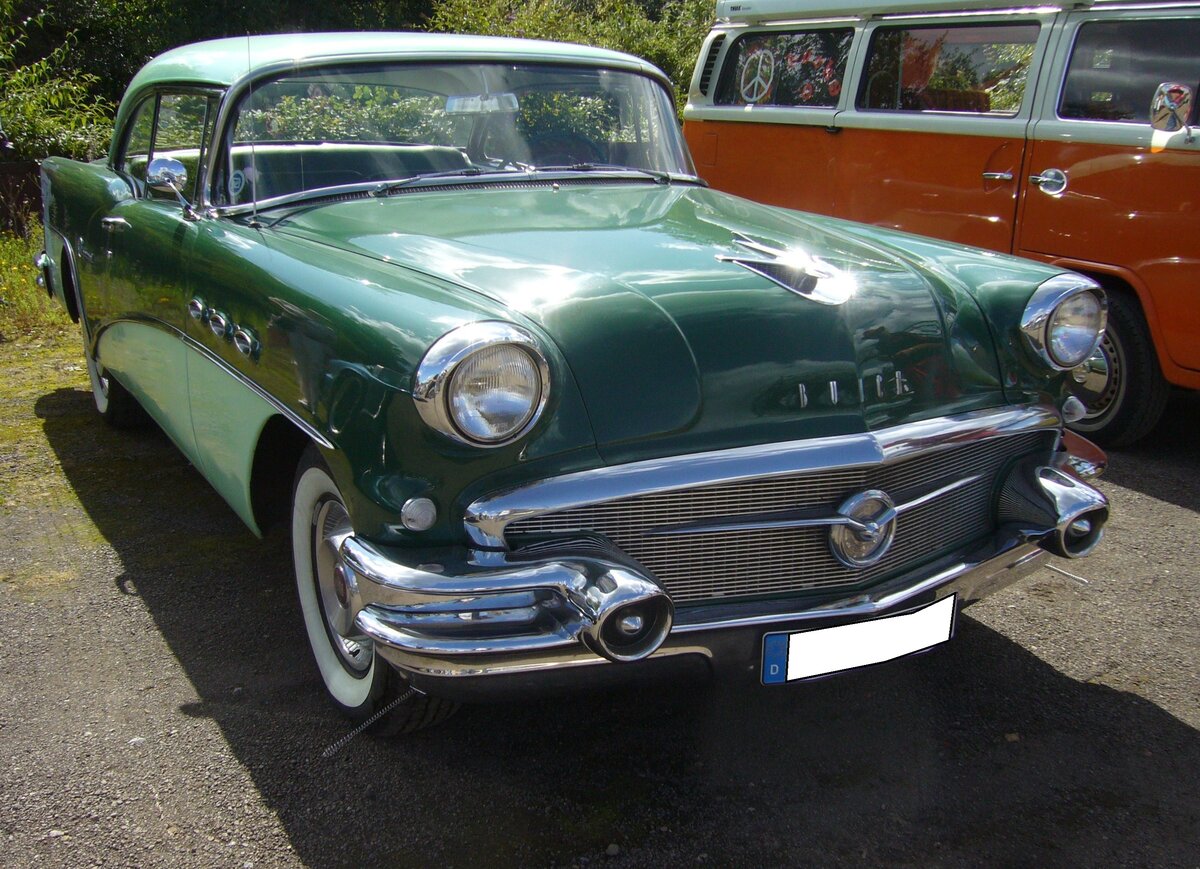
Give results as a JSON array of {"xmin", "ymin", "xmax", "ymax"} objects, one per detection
[
  {"xmin": 36, "ymin": 386, "xmax": 1200, "ymax": 867},
  {"xmin": 1102, "ymin": 389, "xmax": 1200, "ymax": 513}
]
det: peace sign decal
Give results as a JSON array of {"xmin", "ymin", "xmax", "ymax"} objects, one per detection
[{"xmin": 739, "ymin": 49, "xmax": 775, "ymax": 104}]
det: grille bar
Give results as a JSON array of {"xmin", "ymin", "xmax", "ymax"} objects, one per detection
[{"xmin": 507, "ymin": 431, "xmax": 1049, "ymax": 603}]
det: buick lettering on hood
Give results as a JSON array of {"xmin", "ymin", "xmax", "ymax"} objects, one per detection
[{"xmin": 38, "ymin": 33, "xmax": 1109, "ymax": 732}]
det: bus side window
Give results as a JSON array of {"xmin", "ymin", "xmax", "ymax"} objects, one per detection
[
  {"xmin": 714, "ymin": 29, "xmax": 854, "ymax": 108},
  {"xmin": 858, "ymin": 23, "xmax": 1039, "ymax": 116}
]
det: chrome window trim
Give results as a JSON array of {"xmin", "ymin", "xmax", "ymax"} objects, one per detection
[
  {"xmin": 464, "ymin": 405, "xmax": 1061, "ymax": 548},
  {"xmin": 412, "ymin": 321, "xmax": 551, "ymax": 448},
  {"xmin": 1020, "ymin": 273, "xmax": 1107, "ymax": 370}
]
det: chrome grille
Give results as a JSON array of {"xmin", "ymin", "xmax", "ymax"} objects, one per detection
[{"xmin": 506, "ymin": 431, "xmax": 1050, "ymax": 603}]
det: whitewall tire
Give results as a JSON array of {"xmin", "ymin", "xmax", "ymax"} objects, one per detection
[{"xmin": 290, "ymin": 446, "xmax": 458, "ymax": 732}]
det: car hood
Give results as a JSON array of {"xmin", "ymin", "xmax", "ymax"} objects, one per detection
[{"xmin": 275, "ymin": 182, "xmax": 1008, "ymax": 463}]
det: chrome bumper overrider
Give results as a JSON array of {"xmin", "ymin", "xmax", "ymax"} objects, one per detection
[{"xmin": 335, "ymin": 407, "xmax": 1108, "ymax": 695}]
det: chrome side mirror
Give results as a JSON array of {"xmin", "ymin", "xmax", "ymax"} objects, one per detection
[
  {"xmin": 1150, "ymin": 82, "xmax": 1194, "ymax": 144},
  {"xmin": 146, "ymin": 157, "xmax": 189, "ymax": 195},
  {"xmin": 145, "ymin": 157, "xmax": 198, "ymax": 219}
]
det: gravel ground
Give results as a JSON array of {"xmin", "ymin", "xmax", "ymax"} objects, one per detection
[{"xmin": 1, "ymin": 333, "xmax": 1198, "ymax": 868}]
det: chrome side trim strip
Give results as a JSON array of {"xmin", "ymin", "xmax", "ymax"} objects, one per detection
[
  {"xmin": 178, "ymin": 331, "xmax": 335, "ymax": 449},
  {"xmin": 181, "ymin": 333, "xmax": 338, "ymax": 448},
  {"xmin": 93, "ymin": 316, "xmax": 335, "ymax": 450},
  {"xmin": 465, "ymin": 406, "xmax": 1059, "ymax": 548}
]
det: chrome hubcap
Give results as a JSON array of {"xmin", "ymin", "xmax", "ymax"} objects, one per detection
[
  {"xmin": 1072, "ymin": 332, "xmax": 1119, "ymax": 421},
  {"xmin": 312, "ymin": 497, "xmax": 372, "ymax": 674}
]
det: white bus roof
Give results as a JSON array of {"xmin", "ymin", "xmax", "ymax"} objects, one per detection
[{"xmin": 711, "ymin": 0, "xmax": 1176, "ymax": 25}]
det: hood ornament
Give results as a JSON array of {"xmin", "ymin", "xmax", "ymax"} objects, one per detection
[{"xmin": 717, "ymin": 233, "xmax": 855, "ymax": 305}]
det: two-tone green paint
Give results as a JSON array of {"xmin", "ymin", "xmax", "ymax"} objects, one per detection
[{"xmin": 41, "ymin": 34, "xmax": 1075, "ymax": 558}]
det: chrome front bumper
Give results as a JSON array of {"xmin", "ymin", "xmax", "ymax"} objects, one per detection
[
  {"xmin": 334, "ymin": 407, "xmax": 1108, "ymax": 700},
  {"xmin": 341, "ymin": 534, "xmax": 1050, "ymax": 698}
]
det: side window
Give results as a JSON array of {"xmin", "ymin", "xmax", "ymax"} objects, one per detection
[
  {"xmin": 858, "ymin": 23, "xmax": 1039, "ymax": 114},
  {"xmin": 1059, "ymin": 18, "xmax": 1200, "ymax": 123},
  {"xmin": 714, "ymin": 29, "xmax": 854, "ymax": 108},
  {"xmin": 119, "ymin": 98, "xmax": 155, "ymax": 183},
  {"xmin": 119, "ymin": 91, "xmax": 215, "ymax": 200},
  {"xmin": 152, "ymin": 93, "xmax": 214, "ymax": 200}
]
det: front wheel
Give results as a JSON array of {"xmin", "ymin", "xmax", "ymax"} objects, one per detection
[
  {"xmin": 1068, "ymin": 290, "xmax": 1169, "ymax": 447},
  {"xmin": 291, "ymin": 446, "xmax": 457, "ymax": 734}
]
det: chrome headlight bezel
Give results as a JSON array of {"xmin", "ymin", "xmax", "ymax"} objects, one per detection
[
  {"xmin": 413, "ymin": 321, "xmax": 550, "ymax": 448},
  {"xmin": 1020, "ymin": 275, "xmax": 1108, "ymax": 371}
]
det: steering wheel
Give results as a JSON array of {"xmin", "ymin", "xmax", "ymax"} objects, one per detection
[{"xmin": 528, "ymin": 132, "xmax": 605, "ymax": 166}]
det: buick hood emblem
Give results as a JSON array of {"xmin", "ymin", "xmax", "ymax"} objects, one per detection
[
  {"xmin": 829, "ymin": 489, "xmax": 897, "ymax": 568},
  {"xmin": 718, "ymin": 233, "xmax": 856, "ymax": 305}
]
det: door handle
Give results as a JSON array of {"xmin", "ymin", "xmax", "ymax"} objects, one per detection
[
  {"xmin": 982, "ymin": 171, "xmax": 1013, "ymax": 181},
  {"xmin": 100, "ymin": 216, "xmax": 131, "ymax": 233},
  {"xmin": 1030, "ymin": 168, "xmax": 1068, "ymax": 195}
]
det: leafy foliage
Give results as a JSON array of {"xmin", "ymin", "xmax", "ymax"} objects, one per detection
[
  {"xmin": 428, "ymin": 0, "xmax": 712, "ymax": 113},
  {"xmin": 0, "ymin": 2, "xmax": 113, "ymax": 161},
  {"xmin": 5, "ymin": 0, "xmax": 437, "ymax": 104}
]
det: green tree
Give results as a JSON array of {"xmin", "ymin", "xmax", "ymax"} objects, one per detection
[{"xmin": 0, "ymin": 1, "xmax": 113, "ymax": 161}]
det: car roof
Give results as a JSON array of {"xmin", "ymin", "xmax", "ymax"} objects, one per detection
[{"xmin": 126, "ymin": 31, "xmax": 664, "ymax": 93}]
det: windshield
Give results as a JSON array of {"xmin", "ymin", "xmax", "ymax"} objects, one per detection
[{"xmin": 215, "ymin": 62, "xmax": 694, "ymax": 206}]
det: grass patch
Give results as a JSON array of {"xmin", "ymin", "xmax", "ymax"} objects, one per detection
[{"xmin": 0, "ymin": 223, "xmax": 71, "ymax": 342}]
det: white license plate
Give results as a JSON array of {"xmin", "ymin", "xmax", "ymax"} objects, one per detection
[{"xmin": 762, "ymin": 594, "xmax": 956, "ymax": 684}]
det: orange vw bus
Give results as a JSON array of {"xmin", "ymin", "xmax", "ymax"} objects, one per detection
[{"xmin": 684, "ymin": 0, "xmax": 1199, "ymax": 444}]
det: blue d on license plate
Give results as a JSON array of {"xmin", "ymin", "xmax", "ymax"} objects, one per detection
[{"xmin": 762, "ymin": 594, "xmax": 956, "ymax": 684}]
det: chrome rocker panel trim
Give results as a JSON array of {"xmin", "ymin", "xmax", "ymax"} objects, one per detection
[{"xmin": 463, "ymin": 405, "xmax": 1061, "ymax": 548}]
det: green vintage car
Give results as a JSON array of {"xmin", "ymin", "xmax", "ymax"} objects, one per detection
[{"xmin": 38, "ymin": 33, "xmax": 1111, "ymax": 732}]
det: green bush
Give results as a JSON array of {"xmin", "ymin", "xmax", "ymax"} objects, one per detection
[
  {"xmin": 428, "ymin": 0, "xmax": 713, "ymax": 113},
  {"xmin": 0, "ymin": 223, "xmax": 69, "ymax": 340},
  {"xmin": 0, "ymin": 3, "xmax": 114, "ymax": 161}
]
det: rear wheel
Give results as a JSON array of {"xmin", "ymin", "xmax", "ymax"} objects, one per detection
[
  {"xmin": 291, "ymin": 446, "xmax": 458, "ymax": 734},
  {"xmin": 1068, "ymin": 291, "xmax": 1169, "ymax": 447}
]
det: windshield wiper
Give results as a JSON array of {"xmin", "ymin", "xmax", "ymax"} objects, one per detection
[
  {"xmin": 376, "ymin": 167, "xmax": 524, "ymax": 195},
  {"xmin": 533, "ymin": 163, "xmax": 671, "ymax": 184}
]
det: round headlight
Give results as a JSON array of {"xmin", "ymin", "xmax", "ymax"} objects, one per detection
[
  {"xmin": 1020, "ymin": 275, "xmax": 1107, "ymax": 372},
  {"xmin": 1047, "ymin": 291, "xmax": 1104, "ymax": 368},
  {"xmin": 413, "ymin": 322, "xmax": 550, "ymax": 447},
  {"xmin": 448, "ymin": 344, "xmax": 541, "ymax": 443}
]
